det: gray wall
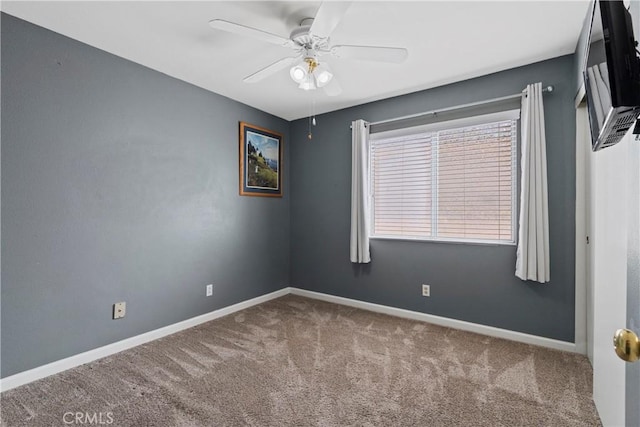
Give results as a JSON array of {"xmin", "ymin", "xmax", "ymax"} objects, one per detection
[
  {"xmin": 1, "ymin": 14, "xmax": 290, "ymax": 378},
  {"xmin": 290, "ymin": 55, "xmax": 577, "ymax": 342}
]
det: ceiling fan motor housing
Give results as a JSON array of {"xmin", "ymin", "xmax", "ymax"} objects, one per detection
[
  {"xmin": 290, "ymin": 18, "xmax": 329, "ymax": 51},
  {"xmin": 290, "ymin": 24, "xmax": 313, "ymax": 47}
]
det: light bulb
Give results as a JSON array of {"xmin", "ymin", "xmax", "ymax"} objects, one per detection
[
  {"xmin": 317, "ymin": 72, "xmax": 331, "ymax": 84},
  {"xmin": 314, "ymin": 64, "xmax": 333, "ymax": 87},
  {"xmin": 289, "ymin": 65, "xmax": 307, "ymax": 83}
]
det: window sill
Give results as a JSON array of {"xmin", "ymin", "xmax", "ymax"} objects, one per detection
[{"xmin": 369, "ymin": 235, "xmax": 516, "ymax": 247}]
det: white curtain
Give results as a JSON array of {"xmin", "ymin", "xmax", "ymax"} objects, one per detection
[
  {"xmin": 350, "ymin": 119, "xmax": 371, "ymax": 263},
  {"xmin": 516, "ymin": 82, "xmax": 550, "ymax": 283}
]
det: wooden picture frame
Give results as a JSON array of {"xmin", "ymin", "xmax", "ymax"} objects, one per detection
[{"xmin": 239, "ymin": 122, "xmax": 283, "ymax": 197}]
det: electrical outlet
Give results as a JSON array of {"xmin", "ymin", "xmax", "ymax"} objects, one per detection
[
  {"xmin": 113, "ymin": 302, "xmax": 126, "ymax": 319},
  {"xmin": 422, "ymin": 284, "xmax": 430, "ymax": 297},
  {"xmin": 206, "ymin": 284, "xmax": 213, "ymax": 297}
]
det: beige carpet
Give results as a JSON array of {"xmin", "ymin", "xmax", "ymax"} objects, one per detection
[{"xmin": 1, "ymin": 295, "xmax": 601, "ymax": 426}]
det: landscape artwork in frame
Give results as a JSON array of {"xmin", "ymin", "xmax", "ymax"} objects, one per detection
[{"xmin": 239, "ymin": 122, "xmax": 283, "ymax": 197}]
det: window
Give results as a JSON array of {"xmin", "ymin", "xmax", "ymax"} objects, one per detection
[{"xmin": 370, "ymin": 110, "xmax": 518, "ymax": 244}]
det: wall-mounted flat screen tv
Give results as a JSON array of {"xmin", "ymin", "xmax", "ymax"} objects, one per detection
[{"xmin": 582, "ymin": 0, "xmax": 640, "ymax": 151}]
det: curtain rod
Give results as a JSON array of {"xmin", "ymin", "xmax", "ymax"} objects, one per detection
[{"xmin": 361, "ymin": 85, "xmax": 554, "ymax": 128}]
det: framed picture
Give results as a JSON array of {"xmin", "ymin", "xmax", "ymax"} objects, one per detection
[{"xmin": 239, "ymin": 122, "xmax": 283, "ymax": 197}]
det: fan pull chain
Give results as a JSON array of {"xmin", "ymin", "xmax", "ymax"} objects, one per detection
[{"xmin": 308, "ymin": 98, "xmax": 317, "ymax": 140}]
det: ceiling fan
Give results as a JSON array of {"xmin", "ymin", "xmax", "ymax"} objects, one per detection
[{"xmin": 208, "ymin": 2, "xmax": 408, "ymax": 96}]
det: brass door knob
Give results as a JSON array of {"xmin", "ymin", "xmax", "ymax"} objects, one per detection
[{"xmin": 613, "ymin": 329, "xmax": 640, "ymax": 362}]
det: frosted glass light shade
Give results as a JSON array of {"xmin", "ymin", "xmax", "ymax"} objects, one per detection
[
  {"xmin": 298, "ymin": 74, "xmax": 316, "ymax": 91},
  {"xmin": 315, "ymin": 67, "xmax": 333, "ymax": 87},
  {"xmin": 290, "ymin": 65, "xmax": 307, "ymax": 83}
]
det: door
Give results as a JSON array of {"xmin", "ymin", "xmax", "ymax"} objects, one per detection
[
  {"xmin": 625, "ymin": 131, "xmax": 639, "ymax": 427},
  {"xmin": 626, "ymin": 2, "xmax": 640, "ymax": 424},
  {"xmin": 586, "ymin": 119, "xmax": 639, "ymax": 426},
  {"xmin": 588, "ymin": 112, "xmax": 628, "ymax": 427}
]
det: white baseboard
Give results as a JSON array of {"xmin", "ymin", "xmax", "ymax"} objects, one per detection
[
  {"xmin": 0, "ymin": 288, "xmax": 289, "ymax": 393},
  {"xmin": 289, "ymin": 288, "xmax": 577, "ymax": 353},
  {"xmin": 1, "ymin": 286, "xmax": 577, "ymax": 393}
]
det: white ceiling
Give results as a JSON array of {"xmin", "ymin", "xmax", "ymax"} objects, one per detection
[{"xmin": 2, "ymin": 1, "xmax": 590, "ymax": 121}]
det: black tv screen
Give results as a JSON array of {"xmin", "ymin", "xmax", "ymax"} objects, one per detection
[{"xmin": 582, "ymin": 0, "xmax": 640, "ymax": 151}]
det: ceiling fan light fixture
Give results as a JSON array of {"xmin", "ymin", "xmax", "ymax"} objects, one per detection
[{"xmin": 290, "ymin": 57, "xmax": 332, "ymax": 90}]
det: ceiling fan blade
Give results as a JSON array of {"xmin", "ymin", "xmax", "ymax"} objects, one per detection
[
  {"xmin": 310, "ymin": 2, "xmax": 353, "ymax": 39},
  {"xmin": 209, "ymin": 19, "xmax": 293, "ymax": 47},
  {"xmin": 323, "ymin": 77, "xmax": 342, "ymax": 97},
  {"xmin": 243, "ymin": 57, "xmax": 298, "ymax": 83},
  {"xmin": 331, "ymin": 45, "xmax": 408, "ymax": 63}
]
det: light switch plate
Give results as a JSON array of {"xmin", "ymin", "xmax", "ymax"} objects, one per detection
[{"xmin": 113, "ymin": 302, "xmax": 126, "ymax": 319}]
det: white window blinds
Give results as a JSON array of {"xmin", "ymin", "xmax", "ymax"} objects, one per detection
[
  {"xmin": 370, "ymin": 112, "xmax": 518, "ymax": 244},
  {"xmin": 372, "ymin": 134, "xmax": 433, "ymax": 238}
]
